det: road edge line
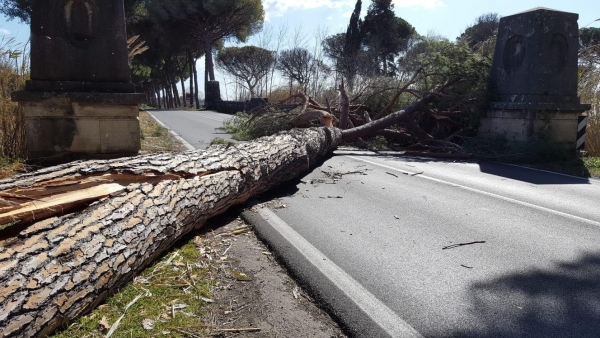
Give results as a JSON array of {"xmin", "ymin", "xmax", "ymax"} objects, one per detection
[
  {"xmin": 242, "ymin": 205, "xmax": 424, "ymax": 338},
  {"xmin": 145, "ymin": 110, "xmax": 196, "ymax": 151}
]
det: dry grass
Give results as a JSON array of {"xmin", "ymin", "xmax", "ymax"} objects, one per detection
[
  {"xmin": 0, "ymin": 37, "xmax": 27, "ymax": 170},
  {"xmin": 52, "ymin": 235, "xmax": 216, "ymax": 338},
  {"xmin": 140, "ymin": 111, "xmax": 185, "ymax": 153}
]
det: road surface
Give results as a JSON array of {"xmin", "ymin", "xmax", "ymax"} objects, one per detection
[
  {"xmin": 148, "ymin": 111, "xmax": 600, "ymax": 337},
  {"xmin": 258, "ymin": 150, "xmax": 600, "ymax": 338},
  {"xmin": 148, "ymin": 110, "xmax": 234, "ymax": 149}
]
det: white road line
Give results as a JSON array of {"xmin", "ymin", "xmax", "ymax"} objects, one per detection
[
  {"xmin": 146, "ymin": 111, "xmax": 196, "ymax": 150},
  {"xmin": 345, "ymin": 155, "xmax": 600, "ymax": 228},
  {"xmin": 255, "ymin": 207, "xmax": 424, "ymax": 338}
]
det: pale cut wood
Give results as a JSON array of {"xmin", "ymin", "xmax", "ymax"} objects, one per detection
[{"xmin": 0, "ymin": 183, "xmax": 125, "ymax": 225}]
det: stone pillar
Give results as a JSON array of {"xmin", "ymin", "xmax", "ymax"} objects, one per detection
[
  {"xmin": 479, "ymin": 7, "xmax": 590, "ymax": 145},
  {"xmin": 12, "ymin": 0, "xmax": 145, "ymax": 163}
]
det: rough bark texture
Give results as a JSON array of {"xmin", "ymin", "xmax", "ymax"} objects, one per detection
[{"xmin": 0, "ymin": 128, "xmax": 341, "ymax": 338}]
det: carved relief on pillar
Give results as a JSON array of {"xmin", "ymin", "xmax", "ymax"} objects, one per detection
[{"xmin": 58, "ymin": 0, "xmax": 101, "ymax": 44}]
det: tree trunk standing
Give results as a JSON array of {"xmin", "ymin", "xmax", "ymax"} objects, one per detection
[
  {"xmin": 161, "ymin": 88, "xmax": 168, "ymax": 109},
  {"xmin": 193, "ymin": 60, "xmax": 200, "ymax": 108},
  {"xmin": 176, "ymin": 60, "xmax": 187, "ymax": 107},
  {"xmin": 153, "ymin": 84, "xmax": 161, "ymax": 109},
  {"xmin": 204, "ymin": 34, "xmax": 216, "ymax": 94},
  {"xmin": 164, "ymin": 82, "xmax": 172, "ymax": 109},
  {"xmin": 167, "ymin": 85, "xmax": 174, "ymax": 109},
  {"xmin": 188, "ymin": 52, "xmax": 195, "ymax": 108},
  {"xmin": 171, "ymin": 78, "xmax": 181, "ymax": 108},
  {"xmin": 0, "ymin": 128, "xmax": 342, "ymax": 338}
]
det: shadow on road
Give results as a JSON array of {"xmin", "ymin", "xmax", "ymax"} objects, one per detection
[
  {"xmin": 452, "ymin": 252, "xmax": 600, "ymax": 338},
  {"xmin": 478, "ymin": 162, "xmax": 590, "ymax": 185}
]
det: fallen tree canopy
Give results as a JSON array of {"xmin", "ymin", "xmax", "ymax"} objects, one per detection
[{"xmin": 0, "ymin": 128, "xmax": 340, "ymax": 338}]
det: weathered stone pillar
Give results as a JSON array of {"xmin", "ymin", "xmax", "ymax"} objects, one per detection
[
  {"xmin": 12, "ymin": 0, "xmax": 146, "ymax": 163},
  {"xmin": 479, "ymin": 8, "xmax": 590, "ymax": 145}
]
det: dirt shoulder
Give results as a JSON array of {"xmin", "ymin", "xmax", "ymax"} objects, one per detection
[{"xmin": 205, "ymin": 214, "xmax": 346, "ymax": 338}]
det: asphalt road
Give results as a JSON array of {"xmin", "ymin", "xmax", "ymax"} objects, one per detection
[
  {"xmin": 265, "ymin": 150, "xmax": 600, "ymax": 338},
  {"xmin": 148, "ymin": 110, "xmax": 235, "ymax": 149},
  {"xmin": 146, "ymin": 112, "xmax": 600, "ymax": 337}
]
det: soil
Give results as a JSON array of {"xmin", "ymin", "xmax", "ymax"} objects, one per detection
[{"xmin": 202, "ymin": 213, "xmax": 347, "ymax": 338}]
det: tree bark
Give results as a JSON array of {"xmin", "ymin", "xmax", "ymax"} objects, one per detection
[
  {"xmin": 176, "ymin": 59, "xmax": 187, "ymax": 107},
  {"xmin": 171, "ymin": 78, "xmax": 181, "ymax": 108},
  {"xmin": 0, "ymin": 128, "xmax": 341, "ymax": 338},
  {"xmin": 188, "ymin": 52, "xmax": 194, "ymax": 108},
  {"xmin": 193, "ymin": 58, "xmax": 200, "ymax": 109}
]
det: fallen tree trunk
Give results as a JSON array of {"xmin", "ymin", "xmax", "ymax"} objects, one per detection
[{"xmin": 0, "ymin": 128, "xmax": 340, "ymax": 338}]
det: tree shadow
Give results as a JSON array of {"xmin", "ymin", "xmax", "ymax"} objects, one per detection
[
  {"xmin": 454, "ymin": 252, "xmax": 600, "ymax": 338},
  {"xmin": 478, "ymin": 162, "xmax": 590, "ymax": 185}
]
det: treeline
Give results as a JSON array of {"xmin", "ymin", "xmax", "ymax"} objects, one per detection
[{"xmin": 0, "ymin": 0, "xmax": 265, "ymax": 109}]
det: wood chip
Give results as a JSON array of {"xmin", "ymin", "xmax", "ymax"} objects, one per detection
[
  {"xmin": 98, "ymin": 316, "xmax": 110, "ymax": 333},
  {"xmin": 141, "ymin": 318, "xmax": 154, "ymax": 330}
]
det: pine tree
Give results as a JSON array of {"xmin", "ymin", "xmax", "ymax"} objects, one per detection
[
  {"xmin": 344, "ymin": 0, "xmax": 362, "ymax": 55},
  {"xmin": 362, "ymin": 0, "xmax": 415, "ymax": 76}
]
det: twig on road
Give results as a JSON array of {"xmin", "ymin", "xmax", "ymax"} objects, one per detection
[{"xmin": 442, "ymin": 241, "xmax": 486, "ymax": 250}]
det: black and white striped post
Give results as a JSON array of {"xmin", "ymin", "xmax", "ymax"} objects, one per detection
[{"xmin": 577, "ymin": 115, "xmax": 587, "ymax": 151}]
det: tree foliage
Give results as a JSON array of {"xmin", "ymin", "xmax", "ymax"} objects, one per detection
[
  {"xmin": 457, "ymin": 13, "xmax": 500, "ymax": 51},
  {"xmin": 145, "ymin": 0, "xmax": 264, "ymax": 87},
  {"xmin": 217, "ymin": 45, "xmax": 275, "ymax": 97},
  {"xmin": 0, "ymin": 0, "xmax": 30, "ymax": 22},
  {"xmin": 361, "ymin": 0, "xmax": 415, "ymax": 75}
]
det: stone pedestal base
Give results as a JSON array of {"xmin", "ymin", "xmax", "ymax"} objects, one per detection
[
  {"xmin": 12, "ymin": 92, "xmax": 146, "ymax": 163},
  {"xmin": 478, "ymin": 109, "xmax": 584, "ymax": 144}
]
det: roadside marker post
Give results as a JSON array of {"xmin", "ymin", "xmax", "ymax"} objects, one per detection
[{"xmin": 577, "ymin": 115, "xmax": 587, "ymax": 152}]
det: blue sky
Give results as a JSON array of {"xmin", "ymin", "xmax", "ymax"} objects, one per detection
[
  {"xmin": 2, "ymin": 1, "xmax": 598, "ymax": 45},
  {"xmin": 1, "ymin": 0, "xmax": 598, "ymax": 97},
  {"xmin": 258, "ymin": 0, "xmax": 599, "ymax": 42}
]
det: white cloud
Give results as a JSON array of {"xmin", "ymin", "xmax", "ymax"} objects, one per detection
[
  {"xmin": 263, "ymin": 0, "xmax": 354, "ymax": 17},
  {"xmin": 0, "ymin": 28, "xmax": 11, "ymax": 35},
  {"xmin": 342, "ymin": 11, "xmax": 352, "ymax": 18},
  {"xmin": 392, "ymin": 0, "xmax": 445, "ymax": 9},
  {"xmin": 263, "ymin": 0, "xmax": 445, "ymax": 20}
]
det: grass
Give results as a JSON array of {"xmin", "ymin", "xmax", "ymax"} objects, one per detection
[
  {"xmin": 139, "ymin": 111, "xmax": 184, "ymax": 153},
  {"xmin": 0, "ymin": 37, "xmax": 27, "ymax": 169},
  {"xmin": 209, "ymin": 137, "xmax": 236, "ymax": 146},
  {"xmin": 52, "ymin": 235, "xmax": 215, "ymax": 338},
  {"xmin": 0, "ymin": 156, "xmax": 24, "ymax": 179}
]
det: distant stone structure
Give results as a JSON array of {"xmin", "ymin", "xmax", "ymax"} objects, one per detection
[
  {"xmin": 204, "ymin": 80, "xmax": 298, "ymax": 114},
  {"xmin": 12, "ymin": 0, "xmax": 145, "ymax": 162},
  {"xmin": 479, "ymin": 7, "xmax": 590, "ymax": 144}
]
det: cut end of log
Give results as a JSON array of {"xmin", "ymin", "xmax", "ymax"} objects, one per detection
[{"xmin": 0, "ymin": 171, "xmax": 202, "ymax": 235}]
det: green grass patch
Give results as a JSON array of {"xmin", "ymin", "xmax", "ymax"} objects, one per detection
[
  {"xmin": 209, "ymin": 138, "xmax": 236, "ymax": 146},
  {"xmin": 53, "ymin": 236, "xmax": 214, "ymax": 338}
]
